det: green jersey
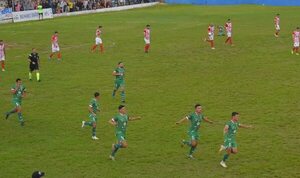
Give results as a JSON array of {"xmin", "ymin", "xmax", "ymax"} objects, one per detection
[
  {"xmin": 89, "ymin": 98, "xmax": 99, "ymax": 114},
  {"xmin": 11, "ymin": 84, "xmax": 26, "ymax": 102},
  {"xmin": 187, "ymin": 112, "xmax": 205, "ymax": 133},
  {"xmin": 114, "ymin": 67, "xmax": 125, "ymax": 82},
  {"xmin": 37, "ymin": 5, "xmax": 43, "ymax": 13},
  {"xmin": 225, "ymin": 120, "xmax": 240, "ymax": 140},
  {"xmin": 113, "ymin": 113, "xmax": 129, "ymax": 134}
]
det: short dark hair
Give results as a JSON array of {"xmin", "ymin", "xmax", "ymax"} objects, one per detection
[
  {"xmin": 277, "ymin": 13, "xmax": 280, "ymax": 16},
  {"xmin": 94, "ymin": 92, "xmax": 100, "ymax": 97},
  {"xmin": 16, "ymin": 78, "xmax": 21, "ymax": 82},
  {"xmin": 54, "ymin": 31, "xmax": 58, "ymax": 34},
  {"xmin": 146, "ymin": 24, "xmax": 150, "ymax": 27},
  {"xmin": 99, "ymin": 25, "xmax": 102, "ymax": 28},
  {"xmin": 118, "ymin": 105, "xmax": 125, "ymax": 110},
  {"xmin": 297, "ymin": 27, "xmax": 300, "ymax": 29},
  {"xmin": 118, "ymin": 61, "xmax": 123, "ymax": 65},
  {"xmin": 228, "ymin": 18, "xmax": 231, "ymax": 21},
  {"xmin": 195, "ymin": 104, "xmax": 201, "ymax": 108},
  {"xmin": 232, "ymin": 112, "xmax": 239, "ymax": 117}
]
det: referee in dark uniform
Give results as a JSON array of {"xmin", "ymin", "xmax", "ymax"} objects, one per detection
[{"xmin": 28, "ymin": 48, "xmax": 41, "ymax": 82}]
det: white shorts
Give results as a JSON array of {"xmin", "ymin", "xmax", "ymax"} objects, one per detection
[
  {"xmin": 52, "ymin": 44, "xmax": 60, "ymax": 53},
  {"xmin": 227, "ymin": 32, "xmax": 232, "ymax": 37},
  {"xmin": 144, "ymin": 38, "xmax": 150, "ymax": 44},
  {"xmin": 275, "ymin": 25, "xmax": 280, "ymax": 31},
  {"xmin": 95, "ymin": 37, "xmax": 102, "ymax": 45},
  {"xmin": 0, "ymin": 56, "xmax": 5, "ymax": 61},
  {"xmin": 208, "ymin": 34, "xmax": 214, "ymax": 41},
  {"xmin": 294, "ymin": 42, "xmax": 299, "ymax": 47}
]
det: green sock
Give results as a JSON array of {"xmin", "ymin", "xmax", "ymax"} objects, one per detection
[
  {"xmin": 112, "ymin": 89, "xmax": 116, "ymax": 97},
  {"xmin": 121, "ymin": 91, "xmax": 125, "ymax": 102},
  {"xmin": 189, "ymin": 146, "xmax": 196, "ymax": 155},
  {"xmin": 36, "ymin": 72, "xmax": 40, "ymax": 81},
  {"xmin": 92, "ymin": 127, "xmax": 96, "ymax": 137},
  {"xmin": 17, "ymin": 112, "xmax": 24, "ymax": 122},
  {"xmin": 223, "ymin": 154, "xmax": 229, "ymax": 161},
  {"xmin": 29, "ymin": 72, "xmax": 32, "ymax": 80},
  {"xmin": 84, "ymin": 121, "xmax": 92, "ymax": 126},
  {"xmin": 112, "ymin": 143, "xmax": 122, "ymax": 156}
]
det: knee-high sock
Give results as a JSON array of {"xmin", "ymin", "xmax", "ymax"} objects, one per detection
[
  {"xmin": 92, "ymin": 127, "xmax": 96, "ymax": 137},
  {"xmin": 189, "ymin": 146, "xmax": 196, "ymax": 155},
  {"xmin": 91, "ymin": 44, "xmax": 97, "ymax": 51},
  {"xmin": 223, "ymin": 154, "xmax": 229, "ymax": 162},
  {"xmin": 100, "ymin": 44, "xmax": 104, "ymax": 52},
  {"xmin": 112, "ymin": 143, "xmax": 122, "ymax": 156},
  {"xmin": 121, "ymin": 91, "xmax": 125, "ymax": 102},
  {"xmin": 36, "ymin": 72, "xmax": 40, "ymax": 81},
  {"xmin": 29, "ymin": 72, "xmax": 32, "ymax": 80},
  {"xmin": 57, "ymin": 52, "xmax": 62, "ymax": 59},
  {"xmin": 17, "ymin": 112, "xmax": 24, "ymax": 122}
]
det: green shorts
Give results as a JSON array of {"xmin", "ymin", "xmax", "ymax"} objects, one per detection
[
  {"xmin": 189, "ymin": 131, "xmax": 199, "ymax": 141},
  {"xmin": 114, "ymin": 80, "xmax": 125, "ymax": 90},
  {"xmin": 116, "ymin": 132, "xmax": 126, "ymax": 142},
  {"xmin": 88, "ymin": 114, "xmax": 97, "ymax": 123},
  {"xmin": 224, "ymin": 138, "xmax": 237, "ymax": 149},
  {"xmin": 12, "ymin": 100, "xmax": 21, "ymax": 107}
]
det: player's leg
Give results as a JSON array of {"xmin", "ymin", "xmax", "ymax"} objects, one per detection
[
  {"xmin": 99, "ymin": 38, "xmax": 104, "ymax": 53},
  {"xmin": 120, "ymin": 84, "xmax": 125, "ymax": 103},
  {"xmin": 91, "ymin": 38, "xmax": 99, "ymax": 51},
  {"xmin": 1, "ymin": 57, "xmax": 5, "ymax": 71},
  {"xmin": 57, "ymin": 47, "xmax": 61, "ymax": 60},
  {"xmin": 295, "ymin": 43, "xmax": 299, "ymax": 55},
  {"xmin": 29, "ymin": 65, "xmax": 34, "ymax": 81},
  {"xmin": 91, "ymin": 121, "xmax": 98, "ymax": 140},
  {"xmin": 16, "ymin": 103, "xmax": 24, "ymax": 126},
  {"xmin": 36, "ymin": 69, "xmax": 40, "ymax": 82},
  {"xmin": 111, "ymin": 134, "xmax": 126, "ymax": 158},
  {"xmin": 112, "ymin": 82, "xmax": 119, "ymax": 98},
  {"xmin": 188, "ymin": 134, "xmax": 198, "ymax": 158},
  {"xmin": 5, "ymin": 102, "xmax": 18, "ymax": 119},
  {"xmin": 144, "ymin": 38, "xmax": 150, "ymax": 53}
]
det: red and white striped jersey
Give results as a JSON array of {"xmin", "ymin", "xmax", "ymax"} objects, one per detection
[
  {"xmin": 292, "ymin": 31, "xmax": 300, "ymax": 42},
  {"xmin": 51, "ymin": 35, "xmax": 58, "ymax": 45},
  {"xmin": 0, "ymin": 44, "xmax": 5, "ymax": 58},
  {"xmin": 274, "ymin": 16, "xmax": 280, "ymax": 25},
  {"xmin": 225, "ymin": 22, "xmax": 232, "ymax": 32},
  {"xmin": 96, "ymin": 29, "xmax": 101, "ymax": 38},
  {"xmin": 144, "ymin": 28, "xmax": 150, "ymax": 40}
]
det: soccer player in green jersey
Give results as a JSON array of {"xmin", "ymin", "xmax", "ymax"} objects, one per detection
[
  {"xmin": 81, "ymin": 92, "xmax": 100, "ymax": 140},
  {"xmin": 112, "ymin": 62, "xmax": 125, "ymax": 103},
  {"xmin": 176, "ymin": 104, "xmax": 213, "ymax": 159},
  {"xmin": 108, "ymin": 105, "xmax": 141, "ymax": 160},
  {"xmin": 5, "ymin": 78, "xmax": 26, "ymax": 126},
  {"xmin": 219, "ymin": 112, "xmax": 253, "ymax": 168}
]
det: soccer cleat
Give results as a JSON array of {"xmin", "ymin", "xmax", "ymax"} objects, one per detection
[
  {"xmin": 220, "ymin": 161, "xmax": 227, "ymax": 168},
  {"xmin": 187, "ymin": 154, "xmax": 195, "ymax": 159},
  {"xmin": 291, "ymin": 50, "xmax": 294, "ymax": 54},
  {"xmin": 92, "ymin": 136, "xmax": 99, "ymax": 140},
  {"xmin": 2, "ymin": 68, "xmax": 5, "ymax": 72},
  {"xmin": 81, "ymin": 121, "xmax": 85, "ymax": 128},
  {"xmin": 274, "ymin": 34, "xmax": 278, "ymax": 37},
  {"xmin": 5, "ymin": 113, "xmax": 10, "ymax": 120},
  {"xmin": 219, "ymin": 145, "xmax": 226, "ymax": 153},
  {"xmin": 296, "ymin": 53, "xmax": 299, "ymax": 56},
  {"xmin": 109, "ymin": 155, "xmax": 115, "ymax": 161},
  {"xmin": 211, "ymin": 47, "xmax": 215, "ymax": 50}
]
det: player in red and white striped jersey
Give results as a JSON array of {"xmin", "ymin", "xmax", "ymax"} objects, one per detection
[
  {"xmin": 144, "ymin": 24, "xmax": 151, "ymax": 53},
  {"xmin": 291, "ymin": 27, "xmax": 300, "ymax": 55},
  {"xmin": 225, "ymin": 19, "xmax": 233, "ymax": 46},
  {"xmin": 91, "ymin": 26, "xmax": 104, "ymax": 53},
  {"xmin": 204, "ymin": 24, "xmax": 215, "ymax": 49},
  {"xmin": 0, "ymin": 40, "xmax": 6, "ymax": 71},
  {"xmin": 274, "ymin": 14, "xmax": 280, "ymax": 37},
  {"xmin": 49, "ymin": 31, "xmax": 62, "ymax": 60}
]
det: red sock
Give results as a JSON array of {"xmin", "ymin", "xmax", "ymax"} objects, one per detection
[
  {"xmin": 229, "ymin": 38, "xmax": 232, "ymax": 45},
  {"xmin": 1, "ymin": 62, "xmax": 4, "ymax": 69},
  {"xmin": 91, "ymin": 45, "xmax": 97, "ymax": 51},
  {"xmin": 57, "ymin": 52, "xmax": 62, "ymax": 59},
  {"xmin": 50, "ymin": 53, "xmax": 54, "ymax": 58},
  {"xmin": 225, "ymin": 38, "xmax": 229, "ymax": 44},
  {"xmin": 211, "ymin": 41, "xmax": 214, "ymax": 48},
  {"xmin": 100, "ymin": 44, "xmax": 104, "ymax": 52},
  {"xmin": 145, "ymin": 44, "xmax": 150, "ymax": 52},
  {"xmin": 296, "ymin": 47, "xmax": 299, "ymax": 53}
]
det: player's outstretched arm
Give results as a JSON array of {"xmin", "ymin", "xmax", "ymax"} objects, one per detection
[
  {"xmin": 108, "ymin": 118, "xmax": 117, "ymax": 126},
  {"xmin": 129, "ymin": 116, "xmax": 141, "ymax": 121},
  {"xmin": 204, "ymin": 117, "xmax": 213, "ymax": 124},
  {"xmin": 176, "ymin": 117, "xmax": 188, "ymax": 125},
  {"xmin": 239, "ymin": 124, "xmax": 253, "ymax": 129}
]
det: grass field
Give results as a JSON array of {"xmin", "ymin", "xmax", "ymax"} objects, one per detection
[{"xmin": 1, "ymin": 4, "xmax": 300, "ymax": 178}]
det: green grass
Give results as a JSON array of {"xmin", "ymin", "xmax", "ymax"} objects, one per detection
[{"xmin": 1, "ymin": 4, "xmax": 300, "ymax": 177}]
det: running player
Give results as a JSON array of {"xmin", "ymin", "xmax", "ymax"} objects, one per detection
[
  {"xmin": 225, "ymin": 19, "xmax": 233, "ymax": 45},
  {"xmin": 91, "ymin": 26, "xmax": 104, "ymax": 53},
  {"xmin": 109, "ymin": 105, "xmax": 141, "ymax": 160},
  {"xmin": 0, "ymin": 40, "xmax": 6, "ymax": 71},
  {"xmin": 82, "ymin": 92, "xmax": 100, "ymax": 140},
  {"xmin": 28, "ymin": 48, "xmax": 41, "ymax": 82},
  {"xmin": 49, "ymin": 31, "xmax": 61, "ymax": 60},
  {"xmin": 219, "ymin": 112, "xmax": 253, "ymax": 168},
  {"xmin": 5, "ymin": 78, "xmax": 26, "ymax": 126},
  {"xmin": 176, "ymin": 104, "xmax": 213, "ymax": 159},
  {"xmin": 274, "ymin": 14, "xmax": 280, "ymax": 37},
  {"xmin": 112, "ymin": 62, "xmax": 125, "ymax": 103},
  {"xmin": 204, "ymin": 24, "xmax": 215, "ymax": 49},
  {"xmin": 291, "ymin": 27, "xmax": 300, "ymax": 55},
  {"xmin": 144, "ymin": 24, "xmax": 151, "ymax": 53}
]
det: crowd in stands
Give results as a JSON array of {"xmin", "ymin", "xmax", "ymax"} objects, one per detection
[{"xmin": 1, "ymin": 0, "xmax": 155, "ymax": 13}]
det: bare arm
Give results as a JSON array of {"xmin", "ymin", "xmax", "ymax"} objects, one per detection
[
  {"xmin": 203, "ymin": 117, "xmax": 213, "ymax": 124},
  {"xmin": 176, "ymin": 117, "xmax": 188, "ymax": 125},
  {"xmin": 239, "ymin": 124, "xmax": 253, "ymax": 129},
  {"xmin": 108, "ymin": 118, "xmax": 117, "ymax": 126},
  {"xmin": 88, "ymin": 106, "xmax": 96, "ymax": 116},
  {"xmin": 129, "ymin": 116, "xmax": 141, "ymax": 121}
]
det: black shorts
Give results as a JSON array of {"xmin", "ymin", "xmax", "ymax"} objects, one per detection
[{"xmin": 30, "ymin": 64, "xmax": 39, "ymax": 72}]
